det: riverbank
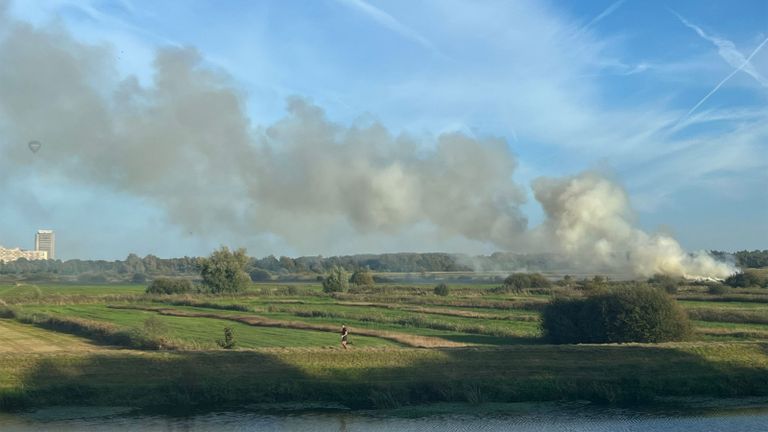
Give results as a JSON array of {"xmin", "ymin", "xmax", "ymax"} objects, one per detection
[{"xmin": 1, "ymin": 342, "xmax": 767, "ymax": 410}]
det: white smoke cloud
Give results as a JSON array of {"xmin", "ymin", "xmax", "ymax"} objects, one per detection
[
  {"xmin": 531, "ymin": 172, "xmax": 735, "ymax": 279},
  {"xmin": 0, "ymin": 8, "xmax": 734, "ymax": 278}
]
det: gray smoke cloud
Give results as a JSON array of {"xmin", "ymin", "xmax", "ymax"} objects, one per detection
[
  {"xmin": 0, "ymin": 9, "xmax": 734, "ymax": 278},
  {"xmin": 0, "ymin": 13, "xmax": 527, "ymax": 252}
]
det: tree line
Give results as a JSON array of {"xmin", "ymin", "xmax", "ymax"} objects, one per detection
[
  {"xmin": 711, "ymin": 250, "xmax": 768, "ymax": 269},
  {"xmin": 2, "ymin": 249, "xmax": 763, "ymax": 278}
]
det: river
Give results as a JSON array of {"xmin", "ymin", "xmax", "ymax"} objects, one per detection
[{"xmin": 1, "ymin": 402, "xmax": 767, "ymax": 431}]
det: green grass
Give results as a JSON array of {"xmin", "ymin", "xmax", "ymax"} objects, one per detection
[
  {"xmin": 693, "ymin": 320, "xmax": 768, "ymax": 331},
  {"xmin": 132, "ymin": 302, "xmax": 539, "ymax": 345},
  {"xmin": 2, "ymin": 282, "xmax": 768, "ymax": 410},
  {"xmin": 21, "ymin": 305, "xmax": 397, "ymax": 349},
  {"xmin": 0, "ymin": 319, "xmax": 101, "ymax": 353},
  {"xmin": 0, "ymin": 283, "xmax": 146, "ymax": 296},
  {"xmin": 1, "ymin": 342, "xmax": 767, "ymax": 409},
  {"xmin": 679, "ymin": 300, "xmax": 768, "ymax": 311},
  {"xmin": 5, "ymin": 282, "xmax": 768, "ymax": 346}
]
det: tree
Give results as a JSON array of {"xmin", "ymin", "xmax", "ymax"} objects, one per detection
[
  {"xmin": 199, "ymin": 247, "xmax": 250, "ymax": 294},
  {"xmin": 279, "ymin": 256, "xmax": 296, "ymax": 272},
  {"xmin": 350, "ymin": 269, "xmax": 374, "ymax": 287},
  {"xmin": 322, "ymin": 266, "xmax": 349, "ymax": 293},
  {"xmin": 125, "ymin": 253, "xmax": 146, "ymax": 274},
  {"xmin": 541, "ymin": 285, "xmax": 692, "ymax": 344}
]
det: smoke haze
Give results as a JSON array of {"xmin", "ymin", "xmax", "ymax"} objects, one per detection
[{"xmin": 0, "ymin": 8, "xmax": 734, "ymax": 278}]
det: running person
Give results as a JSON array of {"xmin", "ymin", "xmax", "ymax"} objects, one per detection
[{"xmin": 340, "ymin": 324, "xmax": 349, "ymax": 349}]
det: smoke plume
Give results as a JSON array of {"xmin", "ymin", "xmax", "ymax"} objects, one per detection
[
  {"xmin": 0, "ymin": 14, "xmax": 527, "ymax": 249},
  {"xmin": 0, "ymin": 9, "xmax": 733, "ymax": 278},
  {"xmin": 531, "ymin": 173, "xmax": 734, "ymax": 279}
]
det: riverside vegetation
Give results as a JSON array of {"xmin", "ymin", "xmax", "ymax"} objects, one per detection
[{"xmin": 0, "ymin": 258, "xmax": 767, "ymax": 410}]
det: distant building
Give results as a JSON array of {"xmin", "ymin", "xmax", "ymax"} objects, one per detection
[
  {"xmin": 35, "ymin": 229, "xmax": 55, "ymax": 260},
  {"xmin": 0, "ymin": 246, "xmax": 47, "ymax": 263}
]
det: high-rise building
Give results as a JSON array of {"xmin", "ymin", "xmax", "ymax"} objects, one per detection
[{"xmin": 35, "ymin": 229, "xmax": 55, "ymax": 260}]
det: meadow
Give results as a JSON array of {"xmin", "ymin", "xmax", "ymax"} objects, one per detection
[{"xmin": 1, "ymin": 279, "xmax": 767, "ymax": 409}]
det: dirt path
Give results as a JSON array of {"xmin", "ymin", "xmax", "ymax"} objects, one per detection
[
  {"xmin": 0, "ymin": 319, "xmax": 107, "ymax": 353},
  {"xmin": 110, "ymin": 305, "xmax": 467, "ymax": 348}
]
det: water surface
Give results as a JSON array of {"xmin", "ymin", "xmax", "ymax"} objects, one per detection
[{"xmin": 1, "ymin": 402, "xmax": 767, "ymax": 431}]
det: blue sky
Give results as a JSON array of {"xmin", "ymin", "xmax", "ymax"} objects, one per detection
[{"xmin": 0, "ymin": 0, "xmax": 766, "ymax": 260}]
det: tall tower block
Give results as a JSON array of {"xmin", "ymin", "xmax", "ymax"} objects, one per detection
[{"xmin": 35, "ymin": 230, "xmax": 55, "ymax": 260}]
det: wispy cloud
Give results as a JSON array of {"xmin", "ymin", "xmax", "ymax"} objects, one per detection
[
  {"xmin": 336, "ymin": 0, "xmax": 440, "ymax": 54},
  {"xmin": 673, "ymin": 10, "xmax": 768, "ymax": 88}
]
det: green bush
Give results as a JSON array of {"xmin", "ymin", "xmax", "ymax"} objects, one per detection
[
  {"xmin": 350, "ymin": 269, "xmax": 375, "ymax": 287},
  {"xmin": 216, "ymin": 327, "xmax": 236, "ymax": 349},
  {"xmin": 579, "ymin": 275, "xmax": 609, "ymax": 292},
  {"xmin": 541, "ymin": 285, "xmax": 692, "ymax": 344},
  {"xmin": 647, "ymin": 273, "xmax": 681, "ymax": 294},
  {"xmin": 249, "ymin": 268, "xmax": 272, "ymax": 282},
  {"xmin": 433, "ymin": 283, "xmax": 449, "ymax": 296},
  {"xmin": 146, "ymin": 278, "xmax": 194, "ymax": 295},
  {"xmin": 724, "ymin": 271, "xmax": 765, "ymax": 288},
  {"xmin": 322, "ymin": 266, "xmax": 349, "ymax": 293},
  {"xmin": 499, "ymin": 273, "xmax": 551, "ymax": 292},
  {"xmin": 708, "ymin": 284, "xmax": 728, "ymax": 295},
  {"xmin": 142, "ymin": 316, "xmax": 168, "ymax": 337}
]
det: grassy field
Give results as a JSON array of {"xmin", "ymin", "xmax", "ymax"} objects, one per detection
[
  {"xmin": 0, "ymin": 320, "xmax": 103, "ymax": 353},
  {"xmin": 1, "ymin": 342, "xmax": 766, "ymax": 409},
  {"xmin": 1, "ymin": 279, "xmax": 767, "ymax": 409},
  {"xmin": 0, "ymin": 283, "xmax": 146, "ymax": 299},
  {"xmin": 19, "ymin": 304, "xmax": 398, "ymax": 349}
]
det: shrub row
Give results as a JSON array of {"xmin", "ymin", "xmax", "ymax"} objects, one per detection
[
  {"xmin": 495, "ymin": 273, "xmax": 552, "ymax": 293},
  {"xmin": 146, "ymin": 278, "xmax": 195, "ymax": 295}
]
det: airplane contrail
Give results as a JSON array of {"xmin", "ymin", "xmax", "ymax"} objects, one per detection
[
  {"xmin": 336, "ymin": 0, "xmax": 437, "ymax": 53},
  {"xmin": 681, "ymin": 36, "xmax": 768, "ymax": 121},
  {"xmin": 573, "ymin": 0, "xmax": 627, "ymax": 38},
  {"xmin": 673, "ymin": 10, "xmax": 768, "ymax": 87}
]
